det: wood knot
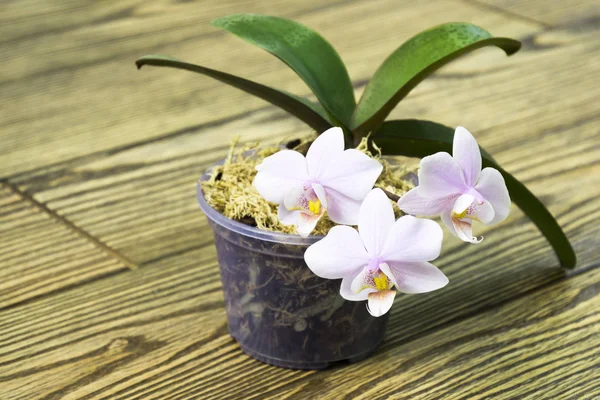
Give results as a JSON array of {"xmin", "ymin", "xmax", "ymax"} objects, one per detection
[
  {"xmin": 106, "ymin": 335, "xmax": 166, "ymax": 355},
  {"xmin": 108, "ymin": 338, "xmax": 129, "ymax": 352}
]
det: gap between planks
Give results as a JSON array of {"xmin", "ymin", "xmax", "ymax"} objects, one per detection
[
  {"xmin": 461, "ymin": 0, "xmax": 553, "ymax": 29},
  {"xmin": 1, "ymin": 180, "xmax": 139, "ymax": 271}
]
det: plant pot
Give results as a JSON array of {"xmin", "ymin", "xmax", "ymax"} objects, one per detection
[{"xmin": 196, "ymin": 167, "xmax": 388, "ymax": 370}]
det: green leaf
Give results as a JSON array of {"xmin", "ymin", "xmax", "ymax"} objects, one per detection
[
  {"xmin": 212, "ymin": 14, "xmax": 355, "ymax": 128},
  {"xmin": 352, "ymin": 23, "xmax": 521, "ymax": 135},
  {"xmin": 135, "ymin": 55, "xmax": 333, "ymax": 132},
  {"xmin": 372, "ymin": 119, "xmax": 576, "ymax": 269}
]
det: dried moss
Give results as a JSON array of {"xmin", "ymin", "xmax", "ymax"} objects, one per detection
[{"xmin": 200, "ymin": 135, "xmax": 417, "ymax": 236}]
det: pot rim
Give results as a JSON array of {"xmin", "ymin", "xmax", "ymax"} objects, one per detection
[{"xmin": 196, "ymin": 166, "xmax": 324, "ymax": 245}]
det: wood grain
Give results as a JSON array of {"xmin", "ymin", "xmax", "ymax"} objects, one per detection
[
  {"xmin": 0, "ymin": 183, "xmax": 130, "ymax": 309},
  {"xmin": 1, "ymin": 0, "xmax": 599, "ymax": 399},
  {"xmin": 263, "ymin": 267, "xmax": 600, "ymax": 400},
  {"xmin": 0, "ymin": 243, "xmax": 226, "ymax": 400},
  {"xmin": 0, "ymin": 237, "xmax": 596, "ymax": 399},
  {"xmin": 476, "ymin": 0, "xmax": 600, "ymax": 26},
  {"xmin": 0, "ymin": 0, "xmax": 537, "ymax": 176}
]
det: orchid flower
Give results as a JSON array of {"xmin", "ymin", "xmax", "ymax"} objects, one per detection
[
  {"xmin": 254, "ymin": 127, "xmax": 383, "ymax": 237},
  {"xmin": 304, "ymin": 188, "xmax": 448, "ymax": 317},
  {"xmin": 398, "ymin": 127, "xmax": 510, "ymax": 243}
]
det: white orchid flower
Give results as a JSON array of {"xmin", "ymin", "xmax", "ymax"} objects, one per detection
[
  {"xmin": 304, "ymin": 188, "xmax": 448, "ymax": 317},
  {"xmin": 254, "ymin": 127, "xmax": 383, "ymax": 237},
  {"xmin": 398, "ymin": 127, "xmax": 510, "ymax": 243}
]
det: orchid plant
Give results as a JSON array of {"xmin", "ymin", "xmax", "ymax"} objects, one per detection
[{"xmin": 136, "ymin": 14, "xmax": 575, "ymax": 275}]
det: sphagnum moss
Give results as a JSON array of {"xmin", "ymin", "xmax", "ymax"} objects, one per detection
[{"xmin": 201, "ymin": 135, "xmax": 417, "ymax": 236}]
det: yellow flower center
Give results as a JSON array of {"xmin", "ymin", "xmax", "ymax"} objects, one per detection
[
  {"xmin": 452, "ymin": 209, "xmax": 468, "ymax": 219},
  {"xmin": 308, "ymin": 199, "xmax": 321, "ymax": 215},
  {"xmin": 373, "ymin": 273, "xmax": 389, "ymax": 291}
]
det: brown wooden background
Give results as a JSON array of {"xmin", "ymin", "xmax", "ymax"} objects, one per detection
[{"xmin": 1, "ymin": 0, "xmax": 599, "ymax": 399}]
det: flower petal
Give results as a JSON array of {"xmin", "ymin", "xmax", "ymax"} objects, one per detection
[
  {"xmin": 452, "ymin": 218, "xmax": 481, "ymax": 243},
  {"xmin": 340, "ymin": 273, "xmax": 373, "ymax": 301},
  {"xmin": 304, "ymin": 225, "xmax": 369, "ymax": 279},
  {"xmin": 367, "ymin": 290, "xmax": 396, "ymax": 317},
  {"xmin": 254, "ymin": 150, "xmax": 309, "ymax": 204},
  {"xmin": 397, "ymin": 187, "xmax": 459, "ymax": 217},
  {"xmin": 306, "ymin": 127, "xmax": 345, "ymax": 178},
  {"xmin": 441, "ymin": 209, "xmax": 482, "ymax": 244},
  {"xmin": 359, "ymin": 188, "xmax": 395, "ymax": 256},
  {"xmin": 453, "ymin": 126, "xmax": 481, "ymax": 187},
  {"xmin": 440, "ymin": 209, "xmax": 457, "ymax": 237},
  {"xmin": 325, "ymin": 188, "xmax": 362, "ymax": 225},
  {"xmin": 418, "ymin": 152, "xmax": 466, "ymax": 198},
  {"xmin": 382, "ymin": 261, "xmax": 448, "ymax": 294},
  {"xmin": 451, "ymin": 192, "xmax": 494, "ymax": 224},
  {"xmin": 351, "ymin": 267, "xmax": 373, "ymax": 294},
  {"xmin": 296, "ymin": 212, "xmax": 322, "ymax": 238},
  {"xmin": 283, "ymin": 184, "xmax": 325, "ymax": 216},
  {"xmin": 381, "ymin": 216, "xmax": 443, "ymax": 262},
  {"xmin": 278, "ymin": 203, "xmax": 299, "ymax": 225},
  {"xmin": 319, "ymin": 149, "xmax": 383, "ymax": 201},
  {"xmin": 312, "ymin": 183, "xmax": 328, "ymax": 209},
  {"xmin": 283, "ymin": 185, "xmax": 306, "ymax": 211},
  {"xmin": 279, "ymin": 185, "xmax": 323, "ymax": 238},
  {"xmin": 475, "ymin": 167, "xmax": 511, "ymax": 225},
  {"xmin": 452, "ymin": 193, "xmax": 475, "ymax": 216},
  {"xmin": 473, "ymin": 199, "xmax": 495, "ymax": 224},
  {"xmin": 278, "ymin": 204, "xmax": 322, "ymax": 238}
]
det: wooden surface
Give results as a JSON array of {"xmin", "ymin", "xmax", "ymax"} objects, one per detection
[{"xmin": 1, "ymin": 0, "xmax": 599, "ymax": 398}]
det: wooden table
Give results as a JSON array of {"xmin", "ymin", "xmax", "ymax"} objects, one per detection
[{"xmin": 1, "ymin": 1, "xmax": 599, "ymax": 398}]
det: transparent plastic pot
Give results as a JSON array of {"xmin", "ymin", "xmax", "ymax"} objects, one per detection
[{"xmin": 197, "ymin": 168, "xmax": 388, "ymax": 370}]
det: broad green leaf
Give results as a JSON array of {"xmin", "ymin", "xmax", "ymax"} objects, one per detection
[
  {"xmin": 212, "ymin": 14, "xmax": 355, "ymax": 128},
  {"xmin": 352, "ymin": 23, "xmax": 521, "ymax": 135},
  {"xmin": 136, "ymin": 55, "xmax": 333, "ymax": 132},
  {"xmin": 373, "ymin": 119, "xmax": 576, "ymax": 269}
]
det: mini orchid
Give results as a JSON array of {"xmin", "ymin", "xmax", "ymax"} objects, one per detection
[
  {"xmin": 254, "ymin": 127, "xmax": 383, "ymax": 237},
  {"xmin": 398, "ymin": 127, "xmax": 510, "ymax": 243},
  {"xmin": 304, "ymin": 188, "xmax": 448, "ymax": 317}
]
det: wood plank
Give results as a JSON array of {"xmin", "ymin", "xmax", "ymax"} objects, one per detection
[
  {"xmin": 0, "ymin": 245, "xmax": 226, "ymax": 400},
  {"xmin": 0, "ymin": 183, "xmax": 130, "ymax": 309},
  {"xmin": 0, "ymin": 0, "xmax": 538, "ymax": 176},
  {"xmin": 477, "ymin": 0, "xmax": 600, "ymax": 26},
  {"xmin": 0, "ymin": 234, "xmax": 596, "ymax": 399}
]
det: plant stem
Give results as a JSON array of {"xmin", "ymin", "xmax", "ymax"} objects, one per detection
[{"xmin": 377, "ymin": 186, "xmax": 400, "ymax": 202}]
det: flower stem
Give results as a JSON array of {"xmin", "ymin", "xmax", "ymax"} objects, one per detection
[{"xmin": 376, "ymin": 186, "xmax": 400, "ymax": 202}]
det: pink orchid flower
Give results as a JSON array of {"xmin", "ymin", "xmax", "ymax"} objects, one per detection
[
  {"xmin": 304, "ymin": 188, "xmax": 448, "ymax": 317},
  {"xmin": 254, "ymin": 127, "xmax": 383, "ymax": 237},
  {"xmin": 398, "ymin": 127, "xmax": 510, "ymax": 243}
]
